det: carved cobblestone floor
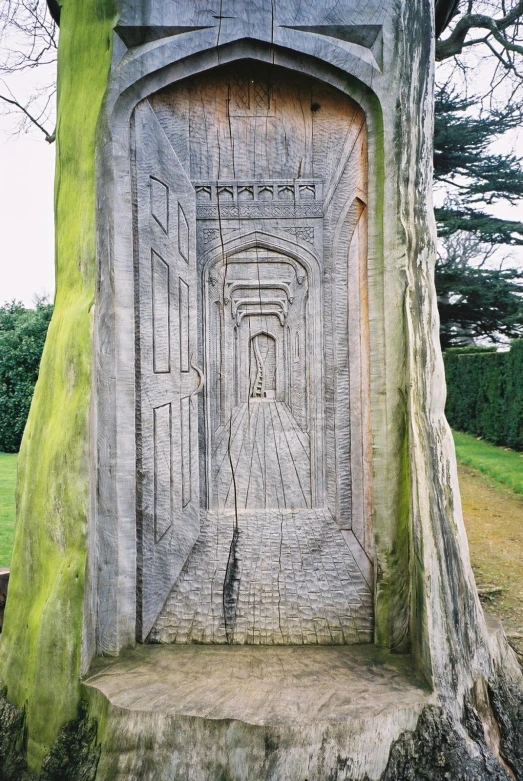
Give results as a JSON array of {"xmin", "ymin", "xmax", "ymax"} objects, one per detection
[{"xmin": 151, "ymin": 508, "xmax": 373, "ymax": 645}]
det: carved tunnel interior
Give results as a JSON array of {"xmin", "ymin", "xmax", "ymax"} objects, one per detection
[
  {"xmin": 205, "ymin": 248, "xmax": 312, "ymax": 511},
  {"xmin": 134, "ymin": 62, "xmax": 374, "ymax": 645}
]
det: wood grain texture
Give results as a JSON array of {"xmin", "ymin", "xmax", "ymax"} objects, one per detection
[
  {"xmin": 142, "ymin": 64, "xmax": 374, "ymax": 642},
  {"xmin": 134, "ymin": 101, "xmax": 200, "ymax": 639},
  {"xmin": 92, "ymin": 1, "xmax": 523, "ymax": 754}
]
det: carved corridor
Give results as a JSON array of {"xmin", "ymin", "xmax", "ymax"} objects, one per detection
[
  {"xmin": 135, "ymin": 63, "xmax": 374, "ymax": 644},
  {"xmin": 212, "ymin": 401, "xmax": 312, "ymax": 510}
]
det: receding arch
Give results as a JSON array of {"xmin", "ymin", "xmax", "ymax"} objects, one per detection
[{"xmin": 201, "ymin": 229, "xmax": 324, "ymax": 511}]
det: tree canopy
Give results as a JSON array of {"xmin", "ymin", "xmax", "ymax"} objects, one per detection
[{"xmin": 434, "ymin": 87, "xmax": 523, "ymax": 246}]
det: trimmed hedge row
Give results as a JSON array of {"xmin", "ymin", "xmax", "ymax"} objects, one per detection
[{"xmin": 444, "ymin": 340, "xmax": 523, "ymax": 451}]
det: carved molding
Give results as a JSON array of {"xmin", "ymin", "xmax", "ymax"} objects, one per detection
[
  {"xmin": 195, "ymin": 179, "xmax": 324, "ymax": 220},
  {"xmin": 197, "ymin": 203, "xmax": 324, "ymax": 219}
]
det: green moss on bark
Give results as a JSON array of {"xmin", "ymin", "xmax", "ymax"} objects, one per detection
[{"xmin": 0, "ymin": 0, "xmax": 117, "ymax": 770}]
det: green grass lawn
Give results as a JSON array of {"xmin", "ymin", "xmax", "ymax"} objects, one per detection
[
  {"xmin": 0, "ymin": 453, "xmax": 17, "ymax": 567},
  {"xmin": 453, "ymin": 430, "xmax": 523, "ymax": 495}
]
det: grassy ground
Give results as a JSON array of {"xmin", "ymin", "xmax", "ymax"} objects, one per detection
[
  {"xmin": 453, "ymin": 430, "xmax": 523, "ymax": 495},
  {"xmin": 452, "ymin": 429, "xmax": 523, "ymax": 662},
  {"xmin": 0, "ymin": 453, "xmax": 17, "ymax": 568},
  {"xmin": 458, "ymin": 461, "xmax": 523, "ymax": 660}
]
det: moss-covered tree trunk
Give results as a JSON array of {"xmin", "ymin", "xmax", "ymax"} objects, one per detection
[{"xmin": 0, "ymin": 0, "xmax": 116, "ymax": 771}]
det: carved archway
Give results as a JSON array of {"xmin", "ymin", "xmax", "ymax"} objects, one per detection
[
  {"xmin": 94, "ymin": 50, "xmax": 382, "ymax": 655},
  {"xmin": 201, "ymin": 232, "xmax": 324, "ymax": 511}
]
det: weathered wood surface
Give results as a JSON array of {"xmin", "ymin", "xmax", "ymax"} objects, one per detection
[
  {"xmin": 85, "ymin": 644, "xmax": 432, "ymax": 781},
  {"xmin": 134, "ymin": 100, "xmax": 201, "ymax": 640},
  {"xmin": 3, "ymin": 0, "xmax": 523, "ymax": 777}
]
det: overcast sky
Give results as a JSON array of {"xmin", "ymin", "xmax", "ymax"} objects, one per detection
[
  {"xmin": 0, "ymin": 51, "xmax": 55, "ymax": 308},
  {"xmin": 0, "ymin": 126, "xmax": 55, "ymax": 306},
  {"xmin": 0, "ymin": 43, "xmax": 522, "ymax": 307}
]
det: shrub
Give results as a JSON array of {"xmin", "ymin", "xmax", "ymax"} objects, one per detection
[
  {"xmin": 0, "ymin": 300, "xmax": 53, "ymax": 453},
  {"xmin": 444, "ymin": 340, "xmax": 523, "ymax": 451}
]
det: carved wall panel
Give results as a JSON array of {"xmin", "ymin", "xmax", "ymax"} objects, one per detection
[{"xmin": 134, "ymin": 62, "xmax": 373, "ymax": 644}]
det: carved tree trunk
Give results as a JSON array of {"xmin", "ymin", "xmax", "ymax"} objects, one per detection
[{"xmin": 0, "ymin": 0, "xmax": 522, "ymax": 778}]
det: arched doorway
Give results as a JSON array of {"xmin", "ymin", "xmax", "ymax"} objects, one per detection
[
  {"xmin": 132, "ymin": 61, "xmax": 373, "ymax": 644},
  {"xmin": 203, "ymin": 242, "xmax": 315, "ymax": 511}
]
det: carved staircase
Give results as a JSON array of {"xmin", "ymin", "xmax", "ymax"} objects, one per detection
[{"xmin": 252, "ymin": 338, "xmax": 265, "ymax": 398}]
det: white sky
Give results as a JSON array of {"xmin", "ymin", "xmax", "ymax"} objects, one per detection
[
  {"xmin": 0, "ymin": 54, "xmax": 55, "ymax": 307},
  {"xmin": 0, "ymin": 126, "xmax": 55, "ymax": 306},
  {"xmin": 0, "ymin": 39, "xmax": 522, "ymax": 307}
]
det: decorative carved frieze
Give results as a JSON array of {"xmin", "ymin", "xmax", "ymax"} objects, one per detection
[
  {"xmin": 195, "ymin": 180, "xmax": 323, "ymax": 220},
  {"xmin": 197, "ymin": 203, "xmax": 324, "ymax": 219}
]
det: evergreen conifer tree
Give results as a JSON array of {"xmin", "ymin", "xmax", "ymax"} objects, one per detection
[{"xmin": 434, "ymin": 86, "xmax": 523, "ymax": 346}]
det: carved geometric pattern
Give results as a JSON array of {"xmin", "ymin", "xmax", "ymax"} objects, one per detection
[
  {"xmin": 202, "ymin": 227, "xmax": 241, "ymax": 245},
  {"xmin": 217, "ymin": 185, "xmax": 234, "ymax": 200},
  {"xmin": 150, "ymin": 177, "xmax": 169, "ymax": 234},
  {"xmin": 197, "ymin": 203, "xmax": 323, "ymax": 219},
  {"xmin": 151, "ymin": 250, "xmax": 170, "ymax": 374},
  {"xmin": 237, "ymin": 185, "xmax": 254, "ymax": 200},
  {"xmin": 232, "ymin": 78, "xmax": 250, "ymax": 110},
  {"xmin": 195, "ymin": 180, "xmax": 320, "ymax": 202},
  {"xmin": 194, "ymin": 180, "xmax": 321, "ymax": 221},
  {"xmin": 178, "ymin": 278, "xmax": 190, "ymax": 373},
  {"xmin": 202, "ymin": 228, "xmax": 221, "ymax": 244},
  {"xmin": 284, "ymin": 226, "xmax": 315, "ymax": 244},
  {"xmin": 151, "ymin": 506, "xmax": 374, "ymax": 644},
  {"xmin": 278, "ymin": 184, "xmax": 295, "ymax": 199},
  {"xmin": 299, "ymin": 184, "xmax": 316, "ymax": 200},
  {"xmin": 253, "ymin": 82, "xmax": 270, "ymax": 112},
  {"xmin": 153, "ymin": 403, "xmax": 172, "ymax": 543},
  {"xmin": 178, "ymin": 203, "xmax": 189, "ymax": 262},
  {"xmin": 258, "ymin": 184, "xmax": 274, "ymax": 199},
  {"xmin": 195, "ymin": 185, "xmax": 212, "ymax": 200}
]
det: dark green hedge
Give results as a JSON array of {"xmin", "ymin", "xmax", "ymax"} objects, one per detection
[{"xmin": 444, "ymin": 340, "xmax": 523, "ymax": 451}]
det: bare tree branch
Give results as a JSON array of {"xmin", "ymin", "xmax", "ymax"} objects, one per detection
[
  {"xmin": 437, "ymin": 1, "xmax": 523, "ymax": 62},
  {"xmin": 0, "ymin": 0, "xmax": 57, "ymax": 141},
  {"xmin": 0, "ymin": 84, "xmax": 54, "ymax": 141}
]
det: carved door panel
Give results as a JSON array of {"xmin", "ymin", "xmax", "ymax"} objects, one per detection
[{"xmin": 135, "ymin": 101, "xmax": 200, "ymax": 639}]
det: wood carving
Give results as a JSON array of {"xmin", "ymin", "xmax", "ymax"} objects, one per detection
[{"xmin": 130, "ymin": 64, "xmax": 374, "ymax": 644}]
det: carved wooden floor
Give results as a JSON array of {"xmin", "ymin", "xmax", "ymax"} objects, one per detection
[
  {"xmin": 151, "ymin": 508, "xmax": 373, "ymax": 645},
  {"xmin": 212, "ymin": 401, "xmax": 311, "ymax": 509}
]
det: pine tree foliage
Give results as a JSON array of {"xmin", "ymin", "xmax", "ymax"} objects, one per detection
[
  {"xmin": 434, "ymin": 87, "xmax": 523, "ymax": 246},
  {"xmin": 434, "ymin": 86, "xmax": 523, "ymax": 347},
  {"xmin": 437, "ymin": 236, "xmax": 523, "ymax": 348}
]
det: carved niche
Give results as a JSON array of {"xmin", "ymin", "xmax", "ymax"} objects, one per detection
[{"xmin": 133, "ymin": 63, "xmax": 373, "ymax": 645}]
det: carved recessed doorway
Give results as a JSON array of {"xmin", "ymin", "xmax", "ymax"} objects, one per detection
[{"xmin": 135, "ymin": 63, "xmax": 374, "ymax": 645}]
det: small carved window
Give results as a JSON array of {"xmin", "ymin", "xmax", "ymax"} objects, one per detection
[
  {"xmin": 229, "ymin": 77, "xmax": 272, "ymax": 116},
  {"xmin": 253, "ymin": 82, "xmax": 270, "ymax": 112},
  {"xmin": 232, "ymin": 78, "xmax": 250, "ymax": 111}
]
